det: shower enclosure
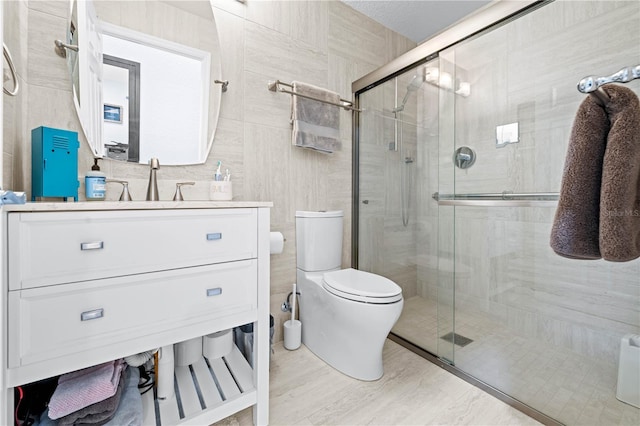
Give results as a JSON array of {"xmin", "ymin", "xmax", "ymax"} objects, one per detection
[{"xmin": 354, "ymin": 1, "xmax": 640, "ymax": 425}]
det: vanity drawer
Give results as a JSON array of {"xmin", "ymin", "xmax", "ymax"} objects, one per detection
[
  {"xmin": 8, "ymin": 208, "xmax": 257, "ymax": 289},
  {"xmin": 7, "ymin": 259, "xmax": 257, "ymax": 368}
]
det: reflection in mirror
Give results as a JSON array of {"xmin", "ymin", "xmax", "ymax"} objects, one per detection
[
  {"xmin": 101, "ymin": 24, "xmax": 210, "ymax": 164},
  {"xmin": 67, "ymin": 0, "xmax": 222, "ymax": 165},
  {"xmin": 103, "ymin": 54, "xmax": 140, "ymax": 161}
]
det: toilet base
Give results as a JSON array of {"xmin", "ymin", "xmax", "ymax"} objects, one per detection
[{"xmin": 297, "ymin": 270, "xmax": 403, "ymax": 381}]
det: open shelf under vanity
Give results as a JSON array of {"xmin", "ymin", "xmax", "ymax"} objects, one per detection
[{"xmin": 143, "ymin": 346, "xmax": 256, "ymax": 425}]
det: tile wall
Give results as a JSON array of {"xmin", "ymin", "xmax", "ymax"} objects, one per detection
[{"xmin": 2, "ymin": 0, "xmax": 415, "ymax": 342}]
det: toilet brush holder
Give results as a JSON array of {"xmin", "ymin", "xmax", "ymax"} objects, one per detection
[{"xmin": 284, "ymin": 319, "xmax": 302, "ymax": 350}]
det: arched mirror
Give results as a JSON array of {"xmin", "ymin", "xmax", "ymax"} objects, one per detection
[{"xmin": 63, "ymin": 0, "xmax": 223, "ymax": 165}]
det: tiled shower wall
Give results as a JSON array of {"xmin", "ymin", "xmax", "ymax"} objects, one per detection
[
  {"xmin": 357, "ymin": 72, "xmax": 426, "ymax": 298},
  {"xmin": 2, "ymin": 0, "xmax": 415, "ymax": 342},
  {"xmin": 439, "ymin": 0, "xmax": 640, "ymax": 364}
]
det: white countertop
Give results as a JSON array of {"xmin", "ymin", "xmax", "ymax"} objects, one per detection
[{"xmin": 1, "ymin": 200, "xmax": 273, "ymax": 212}]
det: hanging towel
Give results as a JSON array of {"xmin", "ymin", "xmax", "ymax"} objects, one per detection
[
  {"xmin": 48, "ymin": 359, "xmax": 126, "ymax": 420},
  {"xmin": 599, "ymin": 85, "xmax": 640, "ymax": 261},
  {"xmin": 550, "ymin": 90, "xmax": 609, "ymax": 259},
  {"xmin": 551, "ymin": 85, "xmax": 640, "ymax": 261},
  {"xmin": 291, "ymin": 81, "xmax": 341, "ymax": 153}
]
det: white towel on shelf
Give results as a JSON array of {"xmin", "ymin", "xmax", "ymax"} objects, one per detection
[{"xmin": 291, "ymin": 81, "xmax": 341, "ymax": 154}]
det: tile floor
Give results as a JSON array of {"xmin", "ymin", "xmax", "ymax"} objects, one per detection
[
  {"xmin": 392, "ymin": 296, "xmax": 640, "ymax": 426},
  {"xmin": 216, "ymin": 338, "xmax": 540, "ymax": 425}
]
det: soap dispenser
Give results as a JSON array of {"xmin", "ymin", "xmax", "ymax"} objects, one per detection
[{"xmin": 85, "ymin": 158, "xmax": 106, "ymax": 201}]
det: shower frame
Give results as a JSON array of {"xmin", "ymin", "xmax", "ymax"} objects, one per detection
[{"xmin": 350, "ymin": 1, "xmax": 560, "ymax": 425}]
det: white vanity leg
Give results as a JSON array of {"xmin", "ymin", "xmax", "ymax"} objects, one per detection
[{"xmin": 254, "ymin": 208, "xmax": 270, "ymax": 425}]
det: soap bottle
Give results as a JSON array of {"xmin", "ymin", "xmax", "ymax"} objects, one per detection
[{"xmin": 85, "ymin": 158, "xmax": 106, "ymax": 201}]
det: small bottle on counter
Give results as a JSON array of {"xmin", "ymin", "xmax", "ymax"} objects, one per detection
[{"xmin": 85, "ymin": 158, "xmax": 106, "ymax": 201}]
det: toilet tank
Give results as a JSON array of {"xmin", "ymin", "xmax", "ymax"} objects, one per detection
[{"xmin": 295, "ymin": 210, "xmax": 343, "ymax": 272}]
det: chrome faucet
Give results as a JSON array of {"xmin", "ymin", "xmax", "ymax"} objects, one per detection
[
  {"xmin": 146, "ymin": 158, "xmax": 160, "ymax": 201},
  {"xmin": 107, "ymin": 179, "xmax": 133, "ymax": 201},
  {"xmin": 173, "ymin": 181, "xmax": 195, "ymax": 201}
]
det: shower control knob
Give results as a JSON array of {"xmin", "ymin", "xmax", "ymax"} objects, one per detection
[{"xmin": 453, "ymin": 146, "xmax": 476, "ymax": 169}]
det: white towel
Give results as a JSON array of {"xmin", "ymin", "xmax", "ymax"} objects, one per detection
[{"xmin": 291, "ymin": 81, "xmax": 341, "ymax": 153}]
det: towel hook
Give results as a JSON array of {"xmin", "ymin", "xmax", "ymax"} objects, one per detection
[
  {"xmin": 214, "ymin": 79, "xmax": 229, "ymax": 92},
  {"xmin": 577, "ymin": 65, "xmax": 640, "ymax": 106},
  {"xmin": 53, "ymin": 39, "xmax": 78, "ymax": 58}
]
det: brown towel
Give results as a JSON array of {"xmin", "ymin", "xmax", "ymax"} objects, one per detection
[
  {"xmin": 599, "ymin": 86, "xmax": 640, "ymax": 261},
  {"xmin": 551, "ymin": 85, "xmax": 640, "ymax": 261}
]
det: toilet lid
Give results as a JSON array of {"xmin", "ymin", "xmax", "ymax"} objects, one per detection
[{"xmin": 322, "ymin": 268, "xmax": 402, "ymax": 304}]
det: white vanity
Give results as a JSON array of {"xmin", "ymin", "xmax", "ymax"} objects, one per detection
[{"xmin": 0, "ymin": 201, "xmax": 271, "ymax": 425}]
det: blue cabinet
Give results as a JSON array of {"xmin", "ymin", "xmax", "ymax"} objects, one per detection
[{"xmin": 31, "ymin": 127, "xmax": 79, "ymax": 201}]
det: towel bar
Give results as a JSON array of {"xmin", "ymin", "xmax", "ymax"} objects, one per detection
[
  {"xmin": 432, "ymin": 191, "xmax": 559, "ymax": 207},
  {"xmin": 268, "ymin": 80, "xmax": 361, "ymax": 112},
  {"xmin": 3, "ymin": 43, "xmax": 19, "ymax": 96}
]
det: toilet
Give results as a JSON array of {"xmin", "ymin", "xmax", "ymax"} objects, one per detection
[{"xmin": 295, "ymin": 210, "xmax": 404, "ymax": 381}]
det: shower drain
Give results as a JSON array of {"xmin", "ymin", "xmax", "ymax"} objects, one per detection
[{"xmin": 440, "ymin": 332, "xmax": 474, "ymax": 347}]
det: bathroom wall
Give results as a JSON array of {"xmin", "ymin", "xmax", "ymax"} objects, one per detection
[{"xmin": 2, "ymin": 0, "xmax": 415, "ymax": 342}]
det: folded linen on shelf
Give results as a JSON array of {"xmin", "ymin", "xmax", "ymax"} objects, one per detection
[
  {"xmin": 48, "ymin": 359, "xmax": 126, "ymax": 420},
  {"xmin": 37, "ymin": 365, "xmax": 142, "ymax": 426},
  {"xmin": 57, "ymin": 367, "xmax": 127, "ymax": 426}
]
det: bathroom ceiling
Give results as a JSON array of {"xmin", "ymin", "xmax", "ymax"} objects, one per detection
[{"xmin": 341, "ymin": 0, "xmax": 492, "ymax": 44}]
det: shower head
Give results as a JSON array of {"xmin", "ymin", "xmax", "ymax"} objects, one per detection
[
  {"xmin": 393, "ymin": 75, "xmax": 424, "ymax": 113},
  {"xmin": 406, "ymin": 74, "xmax": 424, "ymax": 92}
]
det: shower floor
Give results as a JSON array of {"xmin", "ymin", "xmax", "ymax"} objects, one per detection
[{"xmin": 393, "ymin": 296, "xmax": 640, "ymax": 426}]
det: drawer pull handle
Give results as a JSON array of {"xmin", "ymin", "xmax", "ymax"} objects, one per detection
[
  {"xmin": 81, "ymin": 241, "xmax": 104, "ymax": 251},
  {"xmin": 206, "ymin": 233, "xmax": 222, "ymax": 241},
  {"xmin": 81, "ymin": 308, "xmax": 104, "ymax": 321},
  {"xmin": 207, "ymin": 287, "xmax": 223, "ymax": 297}
]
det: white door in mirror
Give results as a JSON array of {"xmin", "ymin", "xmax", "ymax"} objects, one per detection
[{"xmin": 73, "ymin": 0, "xmax": 103, "ymax": 157}]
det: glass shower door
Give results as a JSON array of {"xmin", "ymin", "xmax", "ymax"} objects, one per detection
[
  {"xmin": 438, "ymin": 1, "xmax": 640, "ymax": 424},
  {"xmin": 357, "ymin": 58, "xmax": 455, "ymax": 359}
]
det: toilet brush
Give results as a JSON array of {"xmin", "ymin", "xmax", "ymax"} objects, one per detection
[{"xmin": 284, "ymin": 283, "xmax": 302, "ymax": 350}]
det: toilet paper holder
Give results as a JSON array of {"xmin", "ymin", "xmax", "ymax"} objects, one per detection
[
  {"xmin": 269, "ymin": 231, "xmax": 286, "ymax": 255},
  {"xmin": 281, "ymin": 290, "xmax": 301, "ymax": 312}
]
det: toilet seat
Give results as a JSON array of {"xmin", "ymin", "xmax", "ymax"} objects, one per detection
[{"xmin": 322, "ymin": 268, "xmax": 402, "ymax": 304}]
